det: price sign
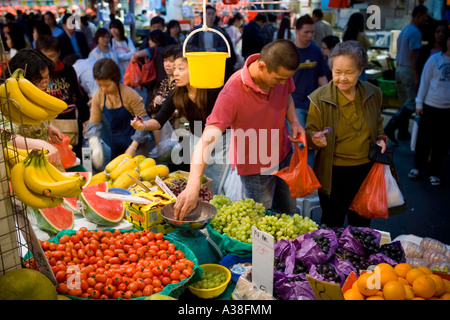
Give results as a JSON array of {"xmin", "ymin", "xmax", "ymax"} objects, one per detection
[
  {"xmin": 306, "ymin": 274, "xmax": 345, "ymax": 300},
  {"xmin": 251, "ymin": 226, "xmax": 274, "ymax": 296}
]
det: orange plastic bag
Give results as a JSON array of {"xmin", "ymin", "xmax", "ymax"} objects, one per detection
[
  {"xmin": 123, "ymin": 62, "xmax": 142, "ymax": 87},
  {"xmin": 50, "ymin": 135, "xmax": 76, "ymax": 169},
  {"xmin": 272, "ymin": 136, "xmax": 321, "ymax": 198},
  {"xmin": 349, "ymin": 162, "xmax": 389, "ymax": 219}
]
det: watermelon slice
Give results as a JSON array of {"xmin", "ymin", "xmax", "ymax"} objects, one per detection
[
  {"xmin": 31, "ymin": 205, "xmax": 74, "ymax": 234},
  {"xmin": 80, "ymin": 182, "xmax": 124, "ymax": 226},
  {"xmin": 63, "ymin": 197, "xmax": 81, "ymax": 214}
]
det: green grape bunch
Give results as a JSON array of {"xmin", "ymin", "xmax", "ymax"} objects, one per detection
[{"xmin": 210, "ymin": 195, "xmax": 319, "ymax": 243}]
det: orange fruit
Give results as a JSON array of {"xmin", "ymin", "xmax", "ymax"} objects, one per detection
[
  {"xmin": 413, "ymin": 275, "xmax": 436, "ymax": 299},
  {"xmin": 383, "ymin": 281, "xmax": 406, "ymax": 300},
  {"xmin": 429, "ymin": 274, "xmax": 446, "ymax": 296},
  {"xmin": 352, "ymin": 280, "xmax": 359, "ymax": 291},
  {"xmin": 406, "ymin": 268, "xmax": 425, "ymax": 285},
  {"xmin": 439, "ymin": 293, "xmax": 450, "ymax": 300},
  {"xmin": 376, "ymin": 290, "xmax": 384, "ymax": 298},
  {"xmin": 376, "ymin": 263, "xmax": 395, "ymax": 273},
  {"xmin": 412, "ymin": 297, "xmax": 425, "ymax": 300},
  {"xmin": 397, "ymin": 277, "xmax": 409, "ymax": 285},
  {"xmin": 404, "ymin": 284, "xmax": 415, "ymax": 300},
  {"xmin": 357, "ymin": 272, "xmax": 380, "ymax": 296},
  {"xmin": 443, "ymin": 279, "xmax": 450, "ymax": 293},
  {"xmin": 380, "ymin": 270, "xmax": 398, "ymax": 288},
  {"xmin": 417, "ymin": 266, "xmax": 433, "ymax": 275},
  {"xmin": 394, "ymin": 263, "xmax": 413, "ymax": 278},
  {"xmin": 366, "ymin": 295, "xmax": 384, "ymax": 300},
  {"xmin": 344, "ymin": 288, "xmax": 365, "ymax": 300}
]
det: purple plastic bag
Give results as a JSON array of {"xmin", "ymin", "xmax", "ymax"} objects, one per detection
[
  {"xmin": 333, "ymin": 256, "xmax": 358, "ymax": 280},
  {"xmin": 274, "ymin": 274, "xmax": 316, "ymax": 300},
  {"xmin": 274, "ymin": 239, "xmax": 296, "ymax": 276},
  {"xmin": 295, "ymin": 229, "xmax": 338, "ymax": 266},
  {"xmin": 338, "ymin": 226, "xmax": 381, "ymax": 256}
]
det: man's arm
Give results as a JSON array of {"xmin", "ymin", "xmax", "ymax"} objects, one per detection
[
  {"xmin": 173, "ymin": 125, "xmax": 223, "ymax": 220},
  {"xmin": 285, "ymin": 94, "xmax": 305, "ymax": 141},
  {"xmin": 410, "ymin": 49, "xmax": 420, "ymax": 90}
]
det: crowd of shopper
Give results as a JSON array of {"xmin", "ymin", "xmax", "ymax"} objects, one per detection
[{"xmin": 1, "ymin": 5, "xmax": 448, "ymax": 230}]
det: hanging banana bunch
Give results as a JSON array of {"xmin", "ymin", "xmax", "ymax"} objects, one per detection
[
  {"xmin": 10, "ymin": 149, "xmax": 85, "ymax": 209},
  {"xmin": 0, "ymin": 69, "xmax": 67, "ymax": 125}
]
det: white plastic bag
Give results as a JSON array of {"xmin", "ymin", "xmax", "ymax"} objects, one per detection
[
  {"xmin": 410, "ymin": 115, "xmax": 420, "ymax": 151},
  {"xmin": 384, "ymin": 164, "xmax": 405, "ymax": 208},
  {"xmin": 223, "ymin": 167, "xmax": 245, "ymax": 201}
]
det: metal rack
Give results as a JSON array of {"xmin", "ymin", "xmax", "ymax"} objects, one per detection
[{"xmin": 0, "ymin": 37, "xmax": 38, "ymax": 277}]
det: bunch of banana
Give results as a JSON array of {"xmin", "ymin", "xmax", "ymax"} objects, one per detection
[
  {"xmin": 0, "ymin": 69, "xmax": 67, "ymax": 125},
  {"xmin": 3, "ymin": 145, "xmax": 27, "ymax": 167},
  {"xmin": 10, "ymin": 149, "xmax": 85, "ymax": 209}
]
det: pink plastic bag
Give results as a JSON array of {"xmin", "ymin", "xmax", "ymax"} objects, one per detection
[
  {"xmin": 349, "ymin": 162, "xmax": 389, "ymax": 219},
  {"xmin": 123, "ymin": 62, "xmax": 142, "ymax": 87},
  {"xmin": 50, "ymin": 135, "xmax": 76, "ymax": 169},
  {"xmin": 272, "ymin": 135, "xmax": 321, "ymax": 199}
]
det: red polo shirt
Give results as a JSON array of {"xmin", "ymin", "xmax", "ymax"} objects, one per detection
[{"xmin": 206, "ymin": 54, "xmax": 294, "ymax": 175}]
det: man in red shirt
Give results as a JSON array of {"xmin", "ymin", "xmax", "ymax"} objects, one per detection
[{"xmin": 174, "ymin": 40, "xmax": 305, "ymax": 220}]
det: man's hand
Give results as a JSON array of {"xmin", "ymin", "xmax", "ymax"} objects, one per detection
[
  {"xmin": 377, "ymin": 139, "xmax": 387, "ymax": 154},
  {"xmin": 416, "ymin": 108, "xmax": 423, "ymax": 116},
  {"xmin": 48, "ymin": 124, "xmax": 63, "ymax": 144},
  {"xmin": 288, "ymin": 121, "xmax": 305, "ymax": 143},
  {"xmin": 173, "ymin": 185, "xmax": 200, "ymax": 221}
]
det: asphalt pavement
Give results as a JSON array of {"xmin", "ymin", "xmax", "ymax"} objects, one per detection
[{"xmin": 306, "ymin": 112, "xmax": 450, "ymax": 245}]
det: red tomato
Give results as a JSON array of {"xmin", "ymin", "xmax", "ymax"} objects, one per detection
[
  {"xmin": 59, "ymin": 234, "xmax": 71, "ymax": 244},
  {"xmin": 170, "ymin": 270, "xmax": 181, "ymax": 280},
  {"xmin": 123, "ymin": 290, "xmax": 134, "ymax": 299},
  {"xmin": 155, "ymin": 233, "xmax": 164, "ymax": 240},
  {"xmin": 68, "ymin": 288, "xmax": 83, "ymax": 297},
  {"xmin": 55, "ymin": 270, "xmax": 66, "ymax": 283},
  {"xmin": 161, "ymin": 276, "xmax": 171, "ymax": 286},
  {"xmin": 152, "ymin": 278, "xmax": 162, "ymax": 288},
  {"xmin": 104, "ymin": 284, "xmax": 116, "ymax": 297},
  {"xmin": 57, "ymin": 282, "xmax": 70, "ymax": 294},
  {"xmin": 127, "ymin": 282, "xmax": 139, "ymax": 293}
]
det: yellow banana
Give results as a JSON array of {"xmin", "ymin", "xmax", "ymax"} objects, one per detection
[
  {"xmin": 24, "ymin": 155, "xmax": 84, "ymax": 198},
  {"xmin": 17, "ymin": 73, "xmax": 67, "ymax": 113},
  {"xmin": 105, "ymin": 154, "xmax": 132, "ymax": 173},
  {"xmin": 3, "ymin": 147, "xmax": 26, "ymax": 166},
  {"xmin": 0, "ymin": 86, "xmax": 44, "ymax": 125},
  {"xmin": 0, "ymin": 77, "xmax": 50, "ymax": 121},
  {"xmin": 10, "ymin": 158, "xmax": 63, "ymax": 209},
  {"xmin": 6, "ymin": 143, "xmax": 30, "ymax": 158},
  {"xmin": 40, "ymin": 153, "xmax": 80, "ymax": 182}
]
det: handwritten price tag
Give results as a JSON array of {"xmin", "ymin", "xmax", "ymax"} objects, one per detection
[
  {"xmin": 251, "ymin": 226, "xmax": 274, "ymax": 296},
  {"xmin": 306, "ymin": 274, "xmax": 344, "ymax": 300}
]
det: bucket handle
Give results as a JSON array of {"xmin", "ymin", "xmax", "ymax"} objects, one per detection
[{"xmin": 182, "ymin": 0, "xmax": 231, "ymax": 58}]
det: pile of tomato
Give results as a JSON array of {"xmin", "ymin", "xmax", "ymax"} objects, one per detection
[{"xmin": 36, "ymin": 227, "xmax": 195, "ymax": 299}]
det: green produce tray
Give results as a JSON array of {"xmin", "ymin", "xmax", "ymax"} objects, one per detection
[
  {"xmin": 206, "ymin": 224, "xmax": 252, "ymax": 257},
  {"xmin": 26, "ymin": 228, "xmax": 203, "ymax": 300},
  {"xmin": 377, "ymin": 78, "xmax": 398, "ymax": 99}
]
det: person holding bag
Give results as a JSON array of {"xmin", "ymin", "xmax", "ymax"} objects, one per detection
[
  {"xmin": 306, "ymin": 40, "xmax": 386, "ymax": 228},
  {"xmin": 86, "ymin": 58, "xmax": 151, "ymax": 171}
]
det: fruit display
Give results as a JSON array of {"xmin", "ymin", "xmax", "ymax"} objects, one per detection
[
  {"xmin": 0, "ymin": 268, "xmax": 58, "ymax": 300},
  {"xmin": 209, "ymin": 195, "xmax": 319, "ymax": 243},
  {"xmin": 10, "ymin": 149, "xmax": 86, "ymax": 209},
  {"xmin": 0, "ymin": 68, "xmax": 67, "ymax": 125},
  {"xmin": 32, "ymin": 228, "xmax": 196, "ymax": 299},
  {"xmin": 271, "ymin": 226, "xmax": 409, "ymax": 300},
  {"xmin": 344, "ymin": 262, "xmax": 450, "ymax": 300}
]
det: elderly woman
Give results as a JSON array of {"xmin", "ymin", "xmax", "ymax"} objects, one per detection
[{"xmin": 306, "ymin": 40, "xmax": 386, "ymax": 228}]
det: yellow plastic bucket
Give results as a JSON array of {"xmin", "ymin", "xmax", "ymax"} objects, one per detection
[
  {"xmin": 185, "ymin": 52, "xmax": 229, "ymax": 89},
  {"xmin": 183, "ymin": 25, "xmax": 231, "ymax": 89}
]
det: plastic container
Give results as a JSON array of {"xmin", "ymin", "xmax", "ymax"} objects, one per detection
[
  {"xmin": 185, "ymin": 52, "xmax": 229, "ymax": 88},
  {"xmin": 220, "ymin": 255, "xmax": 252, "ymax": 282},
  {"xmin": 377, "ymin": 78, "xmax": 398, "ymax": 98},
  {"xmin": 188, "ymin": 264, "xmax": 231, "ymax": 299},
  {"xmin": 108, "ymin": 188, "xmax": 132, "ymax": 195}
]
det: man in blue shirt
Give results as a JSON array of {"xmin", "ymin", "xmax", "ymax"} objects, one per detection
[
  {"xmin": 57, "ymin": 13, "xmax": 90, "ymax": 61},
  {"xmin": 292, "ymin": 14, "xmax": 328, "ymax": 128},
  {"xmin": 384, "ymin": 5, "xmax": 428, "ymax": 145}
]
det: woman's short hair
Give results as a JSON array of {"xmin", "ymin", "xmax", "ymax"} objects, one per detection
[
  {"xmin": 93, "ymin": 58, "xmax": 121, "ymax": 83},
  {"xmin": 8, "ymin": 48, "xmax": 53, "ymax": 84},
  {"xmin": 322, "ymin": 35, "xmax": 340, "ymax": 50},
  {"xmin": 162, "ymin": 44, "xmax": 182, "ymax": 59},
  {"xmin": 259, "ymin": 39, "xmax": 299, "ymax": 73},
  {"xmin": 94, "ymin": 28, "xmax": 110, "ymax": 44},
  {"xmin": 328, "ymin": 40, "xmax": 368, "ymax": 71}
]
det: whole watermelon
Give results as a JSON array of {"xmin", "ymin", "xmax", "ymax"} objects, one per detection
[{"xmin": 0, "ymin": 268, "xmax": 57, "ymax": 300}]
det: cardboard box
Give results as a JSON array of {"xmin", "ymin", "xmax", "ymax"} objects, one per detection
[{"xmin": 124, "ymin": 190, "xmax": 176, "ymax": 230}]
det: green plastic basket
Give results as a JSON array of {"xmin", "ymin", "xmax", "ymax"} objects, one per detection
[{"xmin": 377, "ymin": 78, "xmax": 398, "ymax": 98}]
